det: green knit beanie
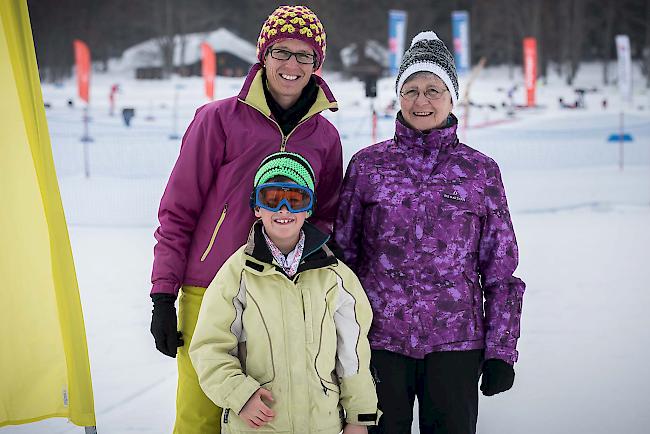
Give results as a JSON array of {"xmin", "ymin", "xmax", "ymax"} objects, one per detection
[{"xmin": 254, "ymin": 152, "xmax": 316, "ymax": 192}]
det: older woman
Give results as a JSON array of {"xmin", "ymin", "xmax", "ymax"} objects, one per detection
[{"xmin": 335, "ymin": 31, "xmax": 526, "ymax": 434}]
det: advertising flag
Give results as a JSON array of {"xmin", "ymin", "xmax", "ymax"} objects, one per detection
[
  {"xmin": 388, "ymin": 10, "xmax": 407, "ymax": 76},
  {"xmin": 0, "ymin": 0, "xmax": 96, "ymax": 428},
  {"xmin": 615, "ymin": 34, "xmax": 632, "ymax": 103},
  {"xmin": 523, "ymin": 37, "xmax": 537, "ymax": 107},
  {"xmin": 73, "ymin": 39, "xmax": 90, "ymax": 103},
  {"xmin": 452, "ymin": 10, "xmax": 470, "ymax": 75},
  {"xmin": 201, "ymin": 42, "xmax": 216, "ymax": 100}
]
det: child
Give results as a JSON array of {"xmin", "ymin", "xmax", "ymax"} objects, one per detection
[{"xmin": 189, "ymin": 152, "xmax": 380, "ymax": 434}]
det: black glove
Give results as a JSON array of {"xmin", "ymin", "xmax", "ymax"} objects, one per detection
[
  {"xmin": 480, "ymin": 358, "xmax": 515, "ymax": 396},
  {"xmin": 150, "ymin": 293, "xmax": 184, "ymax": 358}
]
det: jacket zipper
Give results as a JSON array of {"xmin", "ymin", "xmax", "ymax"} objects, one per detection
[
  {"xmin": 200, "ymin": 203, "xmax": 228, "ymax": 262},
  {"xmin": 280, "ymin": 117, "xmax": 311, "ymax": 152},
  {"xmin": 238, "ymin": 98, "xmax": 313, "ymax": 153}
]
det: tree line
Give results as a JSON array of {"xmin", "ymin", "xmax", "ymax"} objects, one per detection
[{"xmin": 28, "ymin": 0, "xmax": 650, "ymax": 86}]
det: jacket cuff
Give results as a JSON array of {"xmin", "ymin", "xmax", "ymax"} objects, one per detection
[
  {"xmin": 345, "ymin": 409, "xmax": 382, "ymax": 426},
  {"xmin": 340, "ymin": 374, "xmax": 381, "ymax": 425},
  {"xmin": 151, "ymin": 281, "xmax": 179, "ymax": 297},
  {"xmin": 225, "ymin": 375, "xmax": 260, "ymax": 415},
  {"xmin": 484, "ymin": 345, "xmax": 518, "ymax": 365}
]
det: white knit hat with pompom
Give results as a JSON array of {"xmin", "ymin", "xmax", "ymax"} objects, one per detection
[{"xmin": 395, "ymin": 31, "xmax": 459, "ymax": 106}]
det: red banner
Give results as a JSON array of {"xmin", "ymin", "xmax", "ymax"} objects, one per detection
[
  {"xmin": 73, "ymin": 39, "xmax": 90, "ymax": 103},
  {"xmin": 201, "ymin": 42, "xmax": 216, "ymax": 100},
  {"xmin": 523, "ymin": 37, "xmax": 537, "ymax": 107}
]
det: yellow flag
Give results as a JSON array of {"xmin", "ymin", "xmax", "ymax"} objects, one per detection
[{"xmin": 0, "ymin": 0, "xmax": 96, "ymax": 428}]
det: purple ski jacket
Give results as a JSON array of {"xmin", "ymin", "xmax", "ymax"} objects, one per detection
[
  {"xmin": 335, "ymin": 115, "xmax": 525, "ymax": 365},
  {"xmin": 151, "ymin": 64, "xmax": 342, "ymax": 296}
]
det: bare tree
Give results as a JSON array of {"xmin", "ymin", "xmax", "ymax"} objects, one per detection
[
  {"xmin": 601, "ymin": 0, "xmax": 617, "ymax": 84},
  {"xmin": 566, "ymin": 0, "xmax": 585, "ymax": 85},
  {"xmin": 642, "ymin": 0, "xmax": 650, "ymax": 88},
  {"xmin": 26, "ymin": 0, "xmax": 650, "ymax": 83}
]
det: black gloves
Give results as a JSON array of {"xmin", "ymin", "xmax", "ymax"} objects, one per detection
[
  {"xmin": 480, "ymin": 358, "xmax": 515, "ymax": 396},
  {"xmin": 150, "ymin": 293, "xmax": 184, "ymax": 358}
]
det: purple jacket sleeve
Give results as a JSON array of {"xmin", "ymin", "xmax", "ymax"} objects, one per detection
[
  {"xmin": 151, "ymin": 105, "xmax": 225, "ymax": 296},
  {"xmin": 479, "ymin": 160, "xmax": 526, "ymax": 365},
  {"xmin": 310, "ymin": 132, "xmax": 343, "ymax": 235},
  {"xmin": 334, "ymin": 155, "xmax": 364, "ymax": 272}
]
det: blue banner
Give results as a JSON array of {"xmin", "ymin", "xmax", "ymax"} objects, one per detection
[
  {"xmin": 452, "ymin": 10, "xmax": 470, "ymax": 75},
  {"xmin": 388, "ymin": 10, "xmax": 408, "ymax": 76}
]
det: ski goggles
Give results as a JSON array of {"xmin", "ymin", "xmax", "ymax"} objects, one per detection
[{"xmin": 253, "ymin": 182, "xmax": 314, "ymax": 213}]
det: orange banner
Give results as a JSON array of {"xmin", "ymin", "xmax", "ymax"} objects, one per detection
[
  {"xmin": 201, "ymin": 42, "xmax": 216, "ymax": 100},
  {"xmin": 523, "ymin": 37, "xmax": 537, "ymax": 107},
  {"xmin": 73, "ymin": 39, "xmax": 90, "ymax": 103}
]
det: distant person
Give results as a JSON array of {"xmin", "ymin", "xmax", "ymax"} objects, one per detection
[
  {"xmin": 149, "ymin": 6, "xmax": 343, "ymax": 433},
  {"xmin": 559, "ymin": 97, "xmax": 577, "ymax": 109},
  {"xmin": 189, "ymin": 152, "xmax": 380, "ymax": 434},
  {"xmin": 574, "ymin": 89, "xmax": 586, "ymax": 108},
  {"xmin": 335, "ymin": 31, "xmax": 526, "ymax": 434},
  {"xmin": 109, "ymin": 83, "xmax": 119, "ymax": 116}
]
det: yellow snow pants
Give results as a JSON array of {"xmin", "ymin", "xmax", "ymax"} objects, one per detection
[{"xmin": 174, "ymin": 285, "xmax": 222, "ymax": 434}]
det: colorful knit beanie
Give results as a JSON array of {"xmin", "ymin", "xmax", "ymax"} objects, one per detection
[
  {"xmin": 256, "ymin": 5, "xmax": 327, "ymax": 68},
  {"xmin": 395, "ymin": 31, "xmax": 459, "ymax": 106}
]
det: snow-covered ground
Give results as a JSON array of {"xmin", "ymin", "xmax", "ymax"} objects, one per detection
[{"xmin": 4, "ymin": 62, "xmax": 650, "ymax": 433}]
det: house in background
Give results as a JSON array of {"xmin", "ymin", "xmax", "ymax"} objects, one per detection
[
  {"xmin": 340, "ymin": 39, "xmax": 388, "ymax": 80},
  {"xmin": 116, "ymin": 28, "xmax": 257, "ymax": 79}
]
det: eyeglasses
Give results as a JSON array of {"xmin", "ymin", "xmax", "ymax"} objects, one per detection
[
  {"xmin": 268, "ymin": 48, "xmax": 316, "ymax": 65},
  {"xmin": 399, "ymin": 87, "xmax": 448, "ymax": 101},
  {"xmin": 254, "ymin": 182, "xmax": 314, "ymax": 213}
]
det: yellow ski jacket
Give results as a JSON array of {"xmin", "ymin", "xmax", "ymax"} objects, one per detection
[{"xmin": 189, "ymin": 221, "xmax": 380, "ymax": 433}]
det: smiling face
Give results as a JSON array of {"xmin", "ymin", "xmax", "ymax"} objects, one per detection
[
  {"xmin": 264, "ymin": 39, "xmax": 316, "ymax": 110},
  {"xmin": 255, "ymin": 206, "xmax": 307, "ymax": 254},
  {"xmin": 399, "ymin": 72, "xmax": 453, "ymax": 132}
]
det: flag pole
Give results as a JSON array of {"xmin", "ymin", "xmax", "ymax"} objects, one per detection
[{"xmin": 619, "ymin": 109, "xmax": 624, "ymax": 171}]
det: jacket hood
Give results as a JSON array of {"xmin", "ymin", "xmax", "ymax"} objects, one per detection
[
  {"xmin": 238, "ymin": 63, "xmax": 338, "ymax": 119},
  {"xmin": 243, "ymin": 220, "xmax": 336, "ymax": 276}
]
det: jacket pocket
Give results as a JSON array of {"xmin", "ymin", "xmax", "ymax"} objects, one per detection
[
  {"xmin": 314, "ymin": 302, "xmax": 340, "ymax": 395},
  {"xmin": 463, "ymin": 271, "xmax": 483, "ymax": 329},
  {"xmin": 200, "ymin": 203, "xmax": 228, "ymax": 262},
  {"xmin": 244, "ymin": 289, "xmax": 276, "ymax": 387},
  {"xmin": 504, "ymin": 278, "xmax": 525, "ymax": 340}
]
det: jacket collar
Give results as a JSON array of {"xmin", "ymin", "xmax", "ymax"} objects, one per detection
[
  {"xmin": 243, "ymin": 220, "xmax": 337, "ymax": 277},
  {"xmin": 237, "ymin": 63, "xmax": 338, "ymax": 122},
  {"xmin": 394, "ymin": 112, "xmax": 459, "ymax": 155}
]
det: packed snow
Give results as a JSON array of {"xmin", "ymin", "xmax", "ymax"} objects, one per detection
[{"xmin": 4, "ymin": 61, "xmax": 650, "ymax": 433}]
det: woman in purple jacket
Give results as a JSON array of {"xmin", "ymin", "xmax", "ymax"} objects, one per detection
[
  {"xmin": 335, "ymin": 31, "xmax": 526, "ymax": 434},
  {"xmin": 149, "ymin": 6, "xmax": 343, "ymax": 433}
]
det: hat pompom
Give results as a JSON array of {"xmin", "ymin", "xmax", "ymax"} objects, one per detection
[{"xmin": 410, "ymin": 31, "xmax": 440, "ymax": 47}]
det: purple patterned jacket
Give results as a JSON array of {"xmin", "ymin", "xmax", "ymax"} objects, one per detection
[{"xmin": 334, "ymin": 115, "xmax": 525, "ymax": 364}]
